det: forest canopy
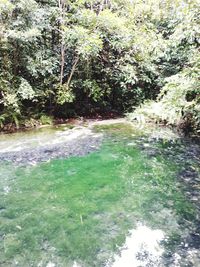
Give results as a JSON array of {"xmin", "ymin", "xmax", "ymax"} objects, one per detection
[{"xmin": 0, "ymin": 0, "xmax": 199, "ymax": 133}]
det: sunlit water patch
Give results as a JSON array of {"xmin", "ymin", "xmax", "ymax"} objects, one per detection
[
  {"xmin": 111, "ymin": 224, "xmax": 165, "ymax": 267},
  {"xmin": 0, "ymin": 125, "xmax": 102, "ymax": 153},
  {"xmin": 0, "ymin": 122, "xmax": 199, "ymax": 266},
  {"xmin": 0, "ymin": 125, "xmax": 103, "ymax": 164}
]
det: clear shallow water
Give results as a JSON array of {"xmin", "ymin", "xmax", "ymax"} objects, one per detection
[
  {"xmin": 0, "ymin": 122, "xmax": 199, "ymax": 267},
  {"xmin": 0, "ymin": 125, "xmax": 95, "ymax": 153}
]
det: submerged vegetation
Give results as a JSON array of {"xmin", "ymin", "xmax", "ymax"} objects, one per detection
[
  {"xmin": 0, "ymin": 0, "xmax": 199, "ymax": 133},
  {"xmin": 0, "ymin": 123, "xmax": 200, "ymax": 266}
]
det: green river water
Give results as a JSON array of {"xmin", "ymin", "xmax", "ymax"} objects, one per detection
[{"xmin": 0, "ymin": 122, "xmax": 199, "ymax": 267}]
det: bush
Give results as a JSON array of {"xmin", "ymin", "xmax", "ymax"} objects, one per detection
[
  {"xmin": 128, "ymin": 65, "xmax": 200, "ymax": 135},
  {"xmin": 39, "ymin": 115, "xmax": 53, "ymax": 125}
]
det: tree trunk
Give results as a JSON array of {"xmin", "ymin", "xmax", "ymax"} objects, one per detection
[
  {"xmin": 66, "ymin": 56, "xmax": 79, "ymax": 89},
  {"xmin": 58, "ymin": 0, "xmax": 66, "ymax": 84},
  {"xmin": 60, "ymin": 40, "xmax": 65, "ymax": 84}
]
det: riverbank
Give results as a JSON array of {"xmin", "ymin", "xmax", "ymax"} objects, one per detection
[
  {"xmin": 0, "ymin": 118, "xmax": 199, "ymax": 165},
  {"xmin": 0, "ymin": 112, "xmax": 122, "ymax": 134},
  {"xmin": 0, "ymin": 118, "xmax": 129, "ymax": 165}
]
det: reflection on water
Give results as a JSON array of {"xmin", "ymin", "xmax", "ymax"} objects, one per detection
[{"xmin": 111, "ymin": 224, "xmax": 165, "ymax": 267}]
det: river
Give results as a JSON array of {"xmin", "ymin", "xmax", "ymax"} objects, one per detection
[{"xmin": 0, "ymin": 120, "xmax": 199, "ymax": 267}]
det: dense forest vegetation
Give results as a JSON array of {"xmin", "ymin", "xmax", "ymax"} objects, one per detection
[{"xmin": 0, "ymin": 0, "xmax": 199, "ymax": 133}]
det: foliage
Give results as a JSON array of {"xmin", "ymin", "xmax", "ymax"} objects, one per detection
[
  {"xmin": 56, "ymin": 84, "xmax": 75, "ymax": 105},
  {"xmin": 39, "ymin": 115, "xmax": 53, "ymax": 125},
  {"xmin": 129, "ymin": 61, "xmax": 200, "ymax": 134},
  {"xmin": 0, "ymin": 0, "xmax": 199, "ymax": 133},
  {"xmin": 83, "ymin": 79, "xmax": 104, "ymax": 102},
  {"xmin": 18, "ymin": 78, "xmax": 35, "ymax": 100}
]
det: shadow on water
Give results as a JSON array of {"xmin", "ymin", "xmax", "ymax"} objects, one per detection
[
  {"xmin": 129, "ymin": 135, "xmax": 200, "ymax": 267},
  {"xmin": 0, "ymin": 122, "xmax": 199, "ymax": 266}
]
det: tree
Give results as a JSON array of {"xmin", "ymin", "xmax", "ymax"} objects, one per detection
[{"xmin": 0, "ymin": 0, "xmax": 199, "ymax": 133}]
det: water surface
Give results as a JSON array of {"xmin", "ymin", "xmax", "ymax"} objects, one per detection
[{"xmin": 0, "ymin": 122, "xmax": 199, "ymax": 267}]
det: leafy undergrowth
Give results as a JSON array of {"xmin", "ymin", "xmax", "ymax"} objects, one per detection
[{"xmin": 128, "ymin": 58, "xmax": 200, "ymax": 135}]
